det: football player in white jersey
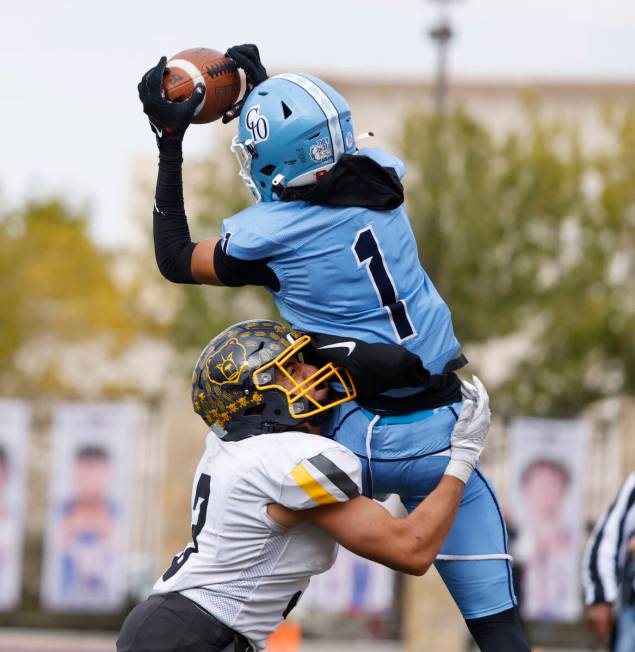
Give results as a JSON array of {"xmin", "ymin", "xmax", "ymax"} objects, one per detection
[{"xmin": 117, "ymin": 320, "xmax": 491, "ymax": 652}]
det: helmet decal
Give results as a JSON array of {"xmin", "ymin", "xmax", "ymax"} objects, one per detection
[
  {"xmin": 309, "ymin": 137, "xmax": 332, "ymax": 163},
  {"xmin": 208, "ymin": 338, "xmax": 248, "ymax": 385},
  {"xmin": 244, "ymin": 105, "xmax": 269, "ymax": 143}
]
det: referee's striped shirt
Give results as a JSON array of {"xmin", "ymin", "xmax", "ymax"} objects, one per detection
[{"xmin": 583, "ymin": 472, "xmax": 635, "ymax": 605}]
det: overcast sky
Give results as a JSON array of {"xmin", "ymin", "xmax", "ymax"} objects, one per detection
[{"xmin": 2, "ymin": 0, "xmax": 634, "ymax": 247}]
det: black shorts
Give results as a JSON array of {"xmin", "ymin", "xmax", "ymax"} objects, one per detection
[{"xmin": 117, "ymin": 592, "xmax": 252, "ymax": 652}]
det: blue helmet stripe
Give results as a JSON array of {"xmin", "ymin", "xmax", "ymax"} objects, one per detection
[{"xmin": 273, "ymin": 73, "xmax": 345, "ymax": 161}]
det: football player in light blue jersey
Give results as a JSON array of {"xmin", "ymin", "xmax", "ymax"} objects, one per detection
[{"xmin": 138, "ymin": 45, "xmax": 530, "ymax": 651}]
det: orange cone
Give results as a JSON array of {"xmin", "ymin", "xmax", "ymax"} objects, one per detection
[{"xmin": 265, "ymin": 620, "xmax": 302, "ymax": 652}]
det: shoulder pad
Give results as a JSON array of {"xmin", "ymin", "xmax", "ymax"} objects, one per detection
[
  {"xmin": 357, "ymin": 147, "xmax": 406, "ymax": 180},
  {"xmin": 220, "ymin": 204, "xmax": 285, "ymax": 261},
  {"xmin": 279, "ymin": 442, "xmax": 362, "ymax": 510}
]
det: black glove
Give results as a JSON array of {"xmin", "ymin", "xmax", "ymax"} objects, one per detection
[
  {"xmin": 223, "ymin": 44, "xmax": 268, "ymax": 123},
  {"xmin": 138, "ymin": 56, "xmax": 205, "ymax": 146}
]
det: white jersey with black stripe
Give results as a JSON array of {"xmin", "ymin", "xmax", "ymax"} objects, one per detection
[
  {"xmin": 152, "ymin": 430, "xmax": 362, "ymax": 651},
  {"xmin": 583, "ymin": 471, "xmax": 635, "ymax": 605}
]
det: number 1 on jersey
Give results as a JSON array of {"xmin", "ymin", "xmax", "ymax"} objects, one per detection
[{"xmin": 352, "ymin": 226, "xmax": 416, "ymax": 342}]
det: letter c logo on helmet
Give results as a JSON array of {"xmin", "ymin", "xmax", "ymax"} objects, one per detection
[{"xmin": 245, "ymin": 105, "xmax": 269, "ymax": 143}]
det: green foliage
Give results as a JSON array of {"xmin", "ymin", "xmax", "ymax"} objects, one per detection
[
  {"xmin": 0, "ymin": 198, "xmax": 143, "ymax": 394},
  {"xmin": 400, "ymin": 103, "xmax": 635, "ymax": 416}
]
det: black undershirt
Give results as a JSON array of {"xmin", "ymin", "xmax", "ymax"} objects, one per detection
[{"xmin": 213, "ymin": 240, "xmax": 280, "ymax": 291}]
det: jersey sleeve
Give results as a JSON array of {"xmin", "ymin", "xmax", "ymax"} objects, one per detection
[
  {"xmin": 358, "ymin": 147, "xmax": 406, "ymax": 180},
  {"xmin": 279, "ymin": 445, "xmax": 362, "ymax": 510},
  {"xmin": 220, "ymin": 211, "xmax": 283, "ymax": 261}
]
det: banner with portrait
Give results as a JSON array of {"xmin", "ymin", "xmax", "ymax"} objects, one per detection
[
  {"xmin": 41, "ymin": 402, "xmax": 138, "ymax": 611},
  {"xmin": 0, "ymin": 399, "xmax": 31, "ymax": 611},
  {"xmin": 508, "ymin": 417, "xmax": 590, "ymax": 622},
  {"xmin": 300, "ymin": 545, "xmax": 396, "ymax": 616}
]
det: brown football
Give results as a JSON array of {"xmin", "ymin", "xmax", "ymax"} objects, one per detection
[{"xmin": 162, "ymin": 48, "xmax": 241, "ymax": 124}]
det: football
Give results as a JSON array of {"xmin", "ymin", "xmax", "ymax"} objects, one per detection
[{"xmin": 162, "ymin": 48, "xmax": 241, "ymax": 124}]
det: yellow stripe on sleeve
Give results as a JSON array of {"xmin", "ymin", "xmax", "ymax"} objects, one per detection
[{"xmin": 290, "ymin": 463, "xmax": 338, "ymax": 505}]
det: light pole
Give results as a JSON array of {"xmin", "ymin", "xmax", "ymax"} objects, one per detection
[{"xmin": 427, "ymin": 0, "xmax": 459, "ymax": 114}]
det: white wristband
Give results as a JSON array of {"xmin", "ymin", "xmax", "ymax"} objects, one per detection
[{"xmin": 444, "ymin": 459, "xmax": 474, "ymax": 485}]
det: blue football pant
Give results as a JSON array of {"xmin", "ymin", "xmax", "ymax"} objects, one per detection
[
  {"xmin": 359, "ymin": 452, "xmax": 515, "ymax": 618},
  {"xmin": 332, "ymin": 402, "xmax": 516, "ymax": 620}
]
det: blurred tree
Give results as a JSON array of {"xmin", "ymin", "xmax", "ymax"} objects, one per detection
[
  {"xmin": 166, "ymin": 148, "xmax": 275, "ymax": 363},
  {"xmin": 0, "ymin": 198, "xmax": 144, "ymax": 395},
  {"xmin": 399, "ymin": 102, "xmax": 634, "ymax": 416}
]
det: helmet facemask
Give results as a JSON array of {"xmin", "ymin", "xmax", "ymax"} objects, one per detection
[
  {"xmin": 252, "ymin": 334, "xmax": 356, "ymax": 421},
  {"xmin": 230, "ymin": 136, "xmax": 261, "ymax": 201}
]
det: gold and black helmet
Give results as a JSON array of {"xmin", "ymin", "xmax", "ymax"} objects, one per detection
[{"xmin": 192, "ymin": 320, "xmax": 356, "ymax": 440}]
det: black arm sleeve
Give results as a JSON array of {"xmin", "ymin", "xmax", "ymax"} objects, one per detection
[
  {"xmin": 305, "ymin": 332, "xmax": 432, "ymax": 396},
  {"xmin": 305, "ymin": 332, "xmax": 463, "ymax": 412},
  {"xmin": 213, "ymin": 240, "xmax": 280, "ymax": 291},
  {"xmin": 152, "ymin": 140, "xmax": 198, "ymax": 284}
]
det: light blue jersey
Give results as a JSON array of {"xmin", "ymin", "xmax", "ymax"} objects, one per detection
[{"xmin": 221, "ymin": 148, "xmax": 460, "ymax": 374}]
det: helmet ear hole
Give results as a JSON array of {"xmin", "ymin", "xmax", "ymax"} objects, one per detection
[
  {"xmin": 259, "ymin": 164, "xmax": 276, "ymax": 176},
  {"xmin": 244, "ymin": 405, "xmax": 266, "ymax": 416},
  {"xmin": 281, "ymin": 101, "xmax": 292, "ymax": 119}
]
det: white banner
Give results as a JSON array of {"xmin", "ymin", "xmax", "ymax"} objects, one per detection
[
  {"xmin": 509, "ymin": 417, "xmax": 590, "ymax": 622},
  {"xmin": 300, "ymin": 546, "xmax": 395, "ymax": 615},
  {"xmin": 41, "ymin": 402, "xmax": 138, "ymax": 611},
  {"xmin": 0, "ymin": 399, "xmax": 31, "ymax": 611}
]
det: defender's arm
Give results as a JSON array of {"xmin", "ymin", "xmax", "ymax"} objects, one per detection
[
  {"xmin": 268, "ymin": 476, "xmax": 463, "ymax": 576},
  {"xmin": 311, "ymin": 475, "xmax": 463, "ymax": 575},
  {"xmin": 269, "ymin": 376, "xmax": 490, "ymax": 576}
]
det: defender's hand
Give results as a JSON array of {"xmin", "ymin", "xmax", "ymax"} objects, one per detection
[
  {"xmin": 138, "ymin": 56, "xmax": 205, "ymax": 146},
  {"xmin": 586, "ymin": 603, "xmax": 614, "ymax": 647},
  {"xmin": 444, "ymin": 376, "xmax": 491, "ymax": 484},
  {"xmin": 223, "ymin": 44, "xmax": 268, "ymax": 123}
]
